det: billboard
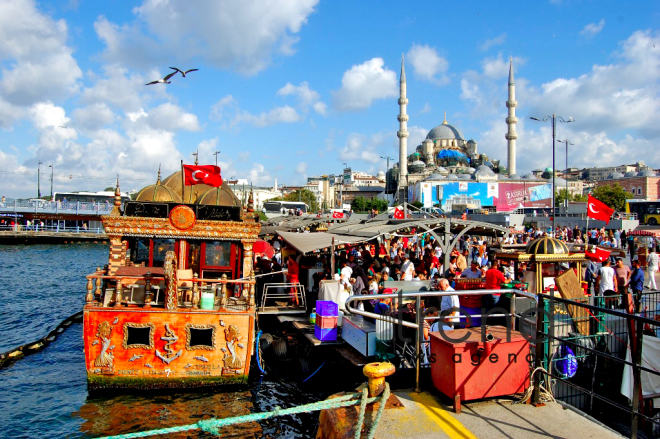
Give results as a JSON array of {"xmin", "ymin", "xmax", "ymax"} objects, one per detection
[{"xmin": 492, "ymin": 182, "xmax": 552, "ymax": 210}]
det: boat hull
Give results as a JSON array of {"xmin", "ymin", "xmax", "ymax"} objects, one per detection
[{"xmin": 83, "ymin": 307, "xmax": 254, "ymax": 390}]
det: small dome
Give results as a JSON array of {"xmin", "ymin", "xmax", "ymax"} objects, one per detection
[
  {"xmin": 466, "ymin": 167, "xmax": 476, "ymax": 173},
  {"xmin": 377, "ymin": 170, "xmax": 385, "ymax": 177},
  {"xmin": 544, "ymin": 167, "xmax": 553, "ymax": 172},
  {"xmin": 497, "ymin": 174, "xmax": 509, "ymax": 180},
  {"xmin": 162, "ymin": 170, "xmax": 214, "ymax": 203},
  {"xmin": 458, "ymin": 174, "xmax": 472, "ymax": 180},
  {"xmin": 196, "ymin": 183, "xmax": 242, "ymax": 207},
  {"xmin": 637, "ymin": 169, "xmax": 656, "ymax": 177},
  {"xmin": 522, "ymin": 173, "xmax": 537, "ymax": 180},
  {"xmin": 447, "ymin": 174, "xmax": 459, "ymax": 180},
  {"xmin": 435, "ymin": 166, "xmax": 449, "ymax": 174},
  {"xmin": 135, "ymin": 170, "xmax": 182, "ymax": 203},
  {"xmin": 526, "ymin": 237, "xmax": 570, "ymax": 255},
  {"xmin": 474, "ymin": 165, "xmax": 496, "ymax": 177},
  {"xmin": 624, "ymin": 171, "xmax": 636, "ymax": 177},
  {"xmin": 467, "ymin": 139, "xmax": 476, "ymax": 144},
  {"xmin": 607, "ymin": 172, "xmax": 624, "ymax": 180},
  {"xmin": 425, "ymin": 173, "xmax": 445, "ymax": 181},
  {"xmin": 509, "ymin": 174, "xmax": 520, "ymax": 180},
  {"xmin": 411, "ymin": 160, "xmax": 425, "ymax": 166}
]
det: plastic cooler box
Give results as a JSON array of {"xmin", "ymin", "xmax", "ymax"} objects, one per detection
[
  {"xmin": 316, "ymin": 314, "xmax": 338, "ymax": 329},
  {"xmin": 429, "ymin": 326, "xmax": 530, "ymax": 412},
  {"xmin": 316, "ymin": 300, "xmax": 338, "ymax": 317},
  {"xmin": 314, "ymin": 326, "xmax": 338, "ymax": 341}
]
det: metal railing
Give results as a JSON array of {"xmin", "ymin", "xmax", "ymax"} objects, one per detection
[
  {"xmin": 0, "ymin": 224, "xmax": 104, "ymax": 234},
  {"xmin": 0, "ymin": 199, "xmax": 115, "ymax": 215},
  {"xmin": 259, "ymin": 283, "xmax": 306, "ymax": 314}
]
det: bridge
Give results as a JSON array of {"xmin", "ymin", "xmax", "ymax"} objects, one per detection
[{"xmin": 0, "ymin": 198, "xmax": 114, "ymax": 216}]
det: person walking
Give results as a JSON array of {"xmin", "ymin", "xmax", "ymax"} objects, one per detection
[
  {"xmin": 596, "ymin": 259, "xmax": 618, "ymax": 309},
  {"xmin": 647, "ymin": 248, "xmax": 659, "ymax": 290},
  {"xmin": 585, "ymin": 260, "xmax": 598, "ymax": 296},
  {"xmin": 614, "ymin": 258, "xmax": 631, "ymax": 306},
  {"xmin": 630, "ymin": 259, "xmax": 645, "ymax": 311}
]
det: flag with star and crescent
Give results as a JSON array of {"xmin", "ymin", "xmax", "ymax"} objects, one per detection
[
  {"xmin": 587, "ymin": 194, "xmax": 614, "ymax": 224},
  {"xmin": 183, "ymin": 165, "xmax": 223, "ymax": 187}
]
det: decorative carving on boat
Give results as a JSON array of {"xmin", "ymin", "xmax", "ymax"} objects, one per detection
[
  {"xmin": 129, "ymin": 354, "xmax": 143, "ymax": 362},
  {"xmin": 163, "ymin": 251, "xmax": 178, "ymax": 310},
  {"xmin": 93, "ymin": 321, "xmax": 114, "ymax": 369},
  {"xmin": 222, "ymin": 324, "xmax": 243, "ymax": 373},
  {"xmin": 102, "ymin": 216, "xmax": 260, "ymax": 240},
  {"xmin": 122, "ymin": 322, "xmax": 155, "ymax": 349},
  {"xmin": 155, "ymin": 324, "xmax": 183, "ymax": 365},
  {"xmin": 185, "ymin": 324, "xmax": 216, "ymax": 351},
  {"xmin": 193, "ymin": 355, "xmax": 209, "ymax": 362},
  {"xmin": 169, "ymin": 205, "xmax": 196, "ymax": 230}
]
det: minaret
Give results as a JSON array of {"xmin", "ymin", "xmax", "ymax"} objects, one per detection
[
  {"xmin": 397, "ymin": 54, "xmax": 409, "ymax": 200},
  {"xmin": 505, "ymin": 57, "xmax": 518, "ymax": 175}
]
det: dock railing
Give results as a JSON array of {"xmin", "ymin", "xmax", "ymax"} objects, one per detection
[{"xmin": 346, "ymin": 289, "xmax": 660, "ymax": 438}]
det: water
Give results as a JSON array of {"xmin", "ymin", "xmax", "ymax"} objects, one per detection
[{"xmin": 0, "ymin": 244, "xmax": 335, "ymax": 438}]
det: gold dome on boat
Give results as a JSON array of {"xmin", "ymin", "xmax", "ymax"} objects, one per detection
[
  {"xmin": 135, "ymin": 168, "xmax": 182, "ymax": 203},
  {"xmin": 525, "ymin": 237, "xmax": 569, "ymax": 255},
  {"xmin": 197, "ymin": 184, "xmax": 241, "ymax": 207}
]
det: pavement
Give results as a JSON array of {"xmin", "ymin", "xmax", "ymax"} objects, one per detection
[{"xmin": 371, "ymin": 390, "xmax": 622, "ymax": 439}]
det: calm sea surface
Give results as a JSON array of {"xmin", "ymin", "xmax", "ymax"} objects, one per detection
[{"xmin": 0, "ymin": 244, "xmax": 332, "ymax": 439}]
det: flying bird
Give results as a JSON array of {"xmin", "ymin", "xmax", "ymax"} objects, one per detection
[
  {"xmin": 169, "ymin": 67, "xmax": 199, "ymax": 77},
  {"xmin": 145, "ymin": 71, "xmax": 177, "ymax": 85}
]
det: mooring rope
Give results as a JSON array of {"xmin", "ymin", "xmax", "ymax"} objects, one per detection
[
  {"xmin": 97, "ymin": 383, "xmax": 391, "ymax": 439},
  {"xmin": 0, "ymin": 310, "xmax": 83, "ymax": 369}
]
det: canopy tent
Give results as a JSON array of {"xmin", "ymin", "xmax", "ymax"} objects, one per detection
[
  {"xmin": 276, "ymin": 231, "xmax": 365, "ymax": 255},
  {"xmin": 629, "ymin": 226, "xmax": 660, "ymax": 237}
]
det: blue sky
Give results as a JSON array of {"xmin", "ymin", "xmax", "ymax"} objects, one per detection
[{"xmin": 1, "ymin": 0, "xmax": 659, "ymax": 197}]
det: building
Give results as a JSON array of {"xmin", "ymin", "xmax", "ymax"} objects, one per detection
[
  {"xmin": 595, "ymin": 170, "xmax": 660, "ymax": 199},
  {"xmin": 582, "ymin": 162, "xmax": 649, "ymax": 181}
]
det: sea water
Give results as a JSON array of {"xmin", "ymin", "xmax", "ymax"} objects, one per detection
[{"xmin": 0, "ymin": 244, "xmax": 328, "ymax": 438}]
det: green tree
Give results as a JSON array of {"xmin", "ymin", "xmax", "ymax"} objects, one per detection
[
  {"xmin": 104, "ymin": 186, "xmax": 115, "ymax": 191},
  {"xmin": 555, "ymin": 189, "xmax": 588, "ymax": 206},
  {"xmin": 351, "ymin": 197, "xmax": 389, "ymax": 213},
  {"xmin": 270, "ymin": 188, "xmax": 319, "ymax": 212},
  {"xmin": 410, "ymin": 200, "xmax": 423, "ymax": 209},
  {"xmin": 590, "ymin": 184, "xmax": 634, "ymax": 211}
]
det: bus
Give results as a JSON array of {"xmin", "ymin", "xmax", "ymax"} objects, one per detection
[
  {"xmin": 625, "ymin": 200, "xmax": 660, "ymax": 225},
  {"xmin": 262, "ymin": 201, "xmax": 309, "ymax": 217},
  {"xmin": 53, "ymin": 191, "xmax": 130, "ymax": 204}
]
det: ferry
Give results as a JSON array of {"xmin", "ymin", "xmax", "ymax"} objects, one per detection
[{"xmin": 82, "ymin": 168, "xmax": 260, "ymax": 389}]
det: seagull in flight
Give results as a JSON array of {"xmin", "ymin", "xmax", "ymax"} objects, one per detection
[
  {"xmin": 169, "ymin": 67, "xmax": 199, "ymax": 77},
  {"xmin": 145, "ymin": 71, "xmax": 178, "ymax": 85}
]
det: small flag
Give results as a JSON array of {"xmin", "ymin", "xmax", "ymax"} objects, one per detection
[
  {"xmin": 585, "ymin": 245, "xmax": 611, "ymax": 263},
  {"xmin": 332, "ymin": 211, "xmax": 344, "ymax": 219},
  {"xmin": 394, "ymin": 207, "xmax": 404, "ymax": 219},
  {"xmin": 587, "ymin": 195, "xmax": 614, "ymax": 224},
  {"xmin": 183, "ymin": 165, "xmax": 223, "ymax": 187}
]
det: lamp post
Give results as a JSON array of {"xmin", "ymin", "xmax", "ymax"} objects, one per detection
[
  {"xmin": 49, "ymin": 164, "xmax": 54, "ymax": 200},
  {"xmin": 557, "ymin": 139, "xmax": 574, "ymax": 210},
  {"xmin": 530, "ymin": 114, "xmax": 574, "ymax": 236},
  {"xmin": 37, "ymin": 161, "xmax": 43, "ymax": 198},
  {"xmin": 213, "ymin": 150, "xmax": 221, "ymax": 166},
  {"xmin": 380, "ymin": 155, "xmax": 394, "ymax": 197},
  {"xmin": 341, "ymin": 162, "xmax": 347, "ymax": 209}
]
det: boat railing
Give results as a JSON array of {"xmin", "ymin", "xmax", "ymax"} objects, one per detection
[
  {"xmin": 259, "ymin": 283, "xmax": 307, "ymax": 314},
  {"xmin": 84, "ymin": 270, "xmax": 256, "ymax": 312}
]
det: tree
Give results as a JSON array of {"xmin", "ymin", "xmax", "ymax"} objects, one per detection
[
  {"xmin": 410, "ymin": 201, "xmax": 423, "ymax": 209},
  {"xmin": 555, "ymin": 189, "xmax": 588, "ymax": 206},
  {"xmin": 270, "ymin": 188, "xmax": 319, "ymax": 212},
  {"xmin": 590, "ymin": 184, "xmax": 635, "ymax": 211},
  {"xmin": 351, "ymin": 197, "xmax": 389, "ymax": 213},
  {"xmin": 104, "ymin": 187, "xmax": 115, "ymax": 191}
]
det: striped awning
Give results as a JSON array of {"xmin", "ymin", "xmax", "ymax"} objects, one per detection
[{"xmin": 629, "ymin": 226, "xmax": 660, "ymax": 237}]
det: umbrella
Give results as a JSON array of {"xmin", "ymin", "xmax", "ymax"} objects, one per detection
[{"xmin": 253, "ymin": 240, "xmax": 275, "ymax": 258}]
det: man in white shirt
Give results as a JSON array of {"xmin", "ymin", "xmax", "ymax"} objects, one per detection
[
  {"xmin": 596, "ymin": 259, "xmax": 617, "ymax": 308},
  {"xmin": 439, "ymin": 279, "xmax": 460, "ymax": 329},
  {"xmin": 647, "ymin": 248, "xmax": 659, "ymax": 290},
  {"xmin": 401, "ymin": 254, "xmax": 415, "ymax": 281},
  {"xmin": 340, "ymin": 261, "xmax": 353, "ymax": 290}
]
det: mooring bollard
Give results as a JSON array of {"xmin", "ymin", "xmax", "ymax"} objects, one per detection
[{"xmin": 363, "ymin": 362, "xmax": 395, "ymax": 397}]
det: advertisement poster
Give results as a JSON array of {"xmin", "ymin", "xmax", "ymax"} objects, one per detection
[
  {"xmin": 493, "ymin": 182, "xmax": 553, "ymax": 211},
  {"xmin": 431, "ymin": 182, "xmax": 495, "ymax": 212}
]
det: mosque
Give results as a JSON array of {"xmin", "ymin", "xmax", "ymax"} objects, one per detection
[{"xmin": 390, "ymin": 56, "xmax": 555, "ymax": 212}]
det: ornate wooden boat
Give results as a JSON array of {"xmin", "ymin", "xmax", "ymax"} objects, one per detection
[{"xmin": 83, "ymin": 170, "xmax": 260, "ymax": 389}]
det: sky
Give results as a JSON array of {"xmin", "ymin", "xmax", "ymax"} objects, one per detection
[{"xmin": 1, "ymin": 0, "xmax": 659, "ymax": 197}]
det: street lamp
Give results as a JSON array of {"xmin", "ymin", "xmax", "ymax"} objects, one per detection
[
  {"xmin": 380, "ymin": 155, "xmax": 394, "ymax": 197},
  {"xmin": 557, "ymin": 139, "xmax": 574, "ymax": 210},
  {"xmin": 37, "ymin": 161, "xmax": 43, "ymax": 198},
  {"xmin": 213, "ymin": 150, "xmax": 221, "ymax": 166},
  {"xmin": 340, "ymin": 162, "xmax": 348, "ymax": 209},
  {"xmin": 530, "ymin": 114, "xmax": 574, "ymax": 235},
  {"xmin": 48, "ymin": 164, "xmax": 54, "ymax": 200}
]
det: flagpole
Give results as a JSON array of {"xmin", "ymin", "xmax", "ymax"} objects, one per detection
[{"xmin": 181, "ymin": 160, "xmax": 185, "ymax": 204}]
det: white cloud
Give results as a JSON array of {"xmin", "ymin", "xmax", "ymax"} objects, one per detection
[
  {"xmin": 480, "ymin": 34, "xmax": 506, "ymax": 51},
  {"xmin": 296, "ymin": 161, "xmax": 308, "ymax": 175},
  {"xmin": 333, "ymin": 58, "xmax": 398, "ymax": 111},
  {"xmin": 481, "ymin": 53, "xmax": 523, "ymax": 79},
  {"xmin": 210, "ymin": 95, "xmax": 238, "ymax": 121},
  {"xmin": 248, "ymin": 163, "xmax": 273, "ymax": 186},
  {"xmin": 277, "ymin": 81, "xmax": 327, "ymax": 115},
  {"xmin": 233, "ymin": 106, "xmax": 302, "ymax": 128},
  {"xmin": 145, "ymin": 103, "xmax": 201, "ymax": 132},
  {"xmin": 580, "ymin": 19, "xmax": 605, "ymax": 38},
  {"xmin": 72, "ymin": 103, "xmax": 116, "ymax": 132},
  {"xmin": 407, "ymin": 44, "xmax": 449, "ymax": 85},
  {"xmin": 339, "ymin": 132, "xmax": 388, "ymax": 163},
  {"xmin": 81, "ymin": 64, "xmax": 157, "ymax": 112},
  {"xmin": 95, "ymin": 0, "xmax": 318, "ymax": 75},
  {"xmin": 408, "ymin": 126, "xmax": 429, "ymax": 150},
  {"xmin": 419, "ymin": 103, "xmax": 432, "ymax": 114}
]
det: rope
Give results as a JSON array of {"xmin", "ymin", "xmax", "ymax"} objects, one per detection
[
  {"xmin": 96, "ymin": 384, "xmax": 389, "ymax": 439},
  {"xmin": 354, "ymin": 387, "xmax": 368, "ymax": 439},
  {"xmin": 302, "ymin": 361, "xmax": 326, "ymax": 383},
  {"xmin": 368, "ymin": 383, "xmax": 390, "ymax": 439},
  {"xmin": 255, "ymin": 330, "xmax": 266, "ymax": 375},
  {"xmin": 514, "ymin": 367, "xmax": 556, "ymax": 405}
]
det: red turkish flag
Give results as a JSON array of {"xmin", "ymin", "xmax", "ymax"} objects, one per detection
[
  {"xmin": 585, "ymin": 245, "xmax": 611, "ymax": 263},
  {"xmin": 183, "ymin": 165, "xmax": 223, "ymax": 187},
  {"xmin": 332, "ymin": 211, "xmax": 344, "ymax": 218},
  {"xmin": 587, "ymin": 195, "xmax": 614, "ymax": 224},
  {"xmin": 394, "ymin": 208, "xmax": 404, "ymax": 219}
]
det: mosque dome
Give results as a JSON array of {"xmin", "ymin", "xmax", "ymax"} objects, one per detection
[
  {"xmin": 497, "ymin": 174, "xmax": 509, "ymax": 180},
  {"xmin": 446, "ymin": 174, "xmax": 459, "ymax": 180},
  {"xmin": 458, "ymin": 174, "xmax": 472, "ymax": 180},
  {"xmin": 544, "ymin": 167, "xmax": 553, "ymax": 172},
  {"xmin": 467, "ymin": 139, "xmax": 476, "ymax": 144},
  {"xmin": 425, "ymin": 173, "xmax": 446, "ymax": 181},
  {"xmin": 426, "ymin": 117, "xmax": 465, "ymax": 141},
  {"xmin": 526, "ymin": 237, "xmax": 570, "ymax": 255},
  {"xmin": 435, "ymin": 166, "xmax": 449, "ymax": 174},
  {"xmin": 196, "ymin": 184, "xmax": 242, "ymax": 207},
  {"xmin": 135, "ymin": 170, "xmax": 182, "ymax": 203},
  {"xmin": 637, "ymin": 169, "xmax": 657, "ymax": 177},
  {"xmin": 409, "ymin": 160, "xmax": 426, "ymax": 173},
  {"xmin": 522, "ymin": 173, "xmax": 537, "ymax": 180},
  {"xmin": 466, "ymin": 167, "xmax": 476, "ymax": 173},
  {"xmin": 474, "ymin": 165, "xmax": 496, "ymax": 177},
  {"xmin": 606, "ymin": 172, "xmax": 624, "ymax": 180},
  {"xmin": 509, "ymin": 174, "xmax": 520, "ymax": 180},
  {"xmin": 624, "ymin": 171, "xmax": 636, "ymax": 178}
]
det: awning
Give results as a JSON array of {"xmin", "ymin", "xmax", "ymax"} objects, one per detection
[
  {"xmin": 276, "ymin": 231, "xmax": 365, "ymax": 254},
  {"xmin": 629, "ymin": 226, "xmax": 660, "ymax": 237}
]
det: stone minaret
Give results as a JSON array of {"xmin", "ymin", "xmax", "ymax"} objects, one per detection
[
  {"xmin": 505, "ymin": 57, "xmax": 518, "ymax": 175},
  {"xmin": 397, "ymin": 55, "xmax": 409, "ymax": 200}
]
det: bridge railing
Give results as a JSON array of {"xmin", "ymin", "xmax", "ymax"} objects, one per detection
[
  {"xmin": 0, "ymin": 223, "xmax": 105, "ymax": 234},
  {"xmin": 0, "ymin": 199, "xmax": 115, "ymax": 215}
]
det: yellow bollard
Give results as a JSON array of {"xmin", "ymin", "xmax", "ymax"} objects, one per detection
[{"xmin": 363, "ymin": 362, "xmax": 396, "ymax": 397}]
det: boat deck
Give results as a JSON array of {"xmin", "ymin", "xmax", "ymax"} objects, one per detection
[{"xmin": 327, "ymin": 389, "xmax": 621, "ymax": 439}]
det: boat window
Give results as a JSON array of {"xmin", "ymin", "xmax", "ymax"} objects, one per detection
[
  {"xmin": 122, "ymin": 323, "xmax": 155, "ymax": 349},
  {"xmin": 152, "ymin": 239, "xmax": 176, "ymax": 266},
  {"xmin": 188, "ymin": 242, "xmax": 201, "ymax": 275},
  {"xmin": 185, "ymin": 324, "xmax": 216, "ymax": 350},
  {"xmin": 205, "ymin": 241, "xmax": 231, "ymax": 267},
  {"xmin": 134, "ymin": 238, "xmax": 150, "ymax": 264}
]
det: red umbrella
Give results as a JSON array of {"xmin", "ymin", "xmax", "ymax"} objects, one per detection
[{"xmin": 253, "ymin": 240, "xmax": 275, "ymax": 259}]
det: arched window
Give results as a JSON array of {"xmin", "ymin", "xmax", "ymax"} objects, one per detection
[{"xmin": 638, "ymin": 186, "xmax": 643, "ymax": 195}]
